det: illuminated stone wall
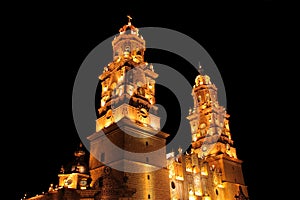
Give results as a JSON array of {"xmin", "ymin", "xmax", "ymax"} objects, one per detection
[
  {"xmin": 88, "ymin": 17, "xmax": 170, "ymax": 200},
  {"xmin": 26, "ymin": 17, "xmax": 249, "ymax": 200},
  {"xmin": 167, "ymin": 67, "xmax": 249, "ymax": 200}
]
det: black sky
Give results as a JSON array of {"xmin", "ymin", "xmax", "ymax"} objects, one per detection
[{"xmin": 10, "ymin": 2, "xmax": 279, "ymax": 200}]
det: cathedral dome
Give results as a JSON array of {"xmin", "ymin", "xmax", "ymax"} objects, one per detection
[{"xmin": 63, "ymin": 143, "xmax": 89, "ymax": 174}]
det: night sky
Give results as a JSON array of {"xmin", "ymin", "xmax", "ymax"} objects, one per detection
[{"xmin": 11, "ymin": 2, "xmax": 278, "ymax": 200}]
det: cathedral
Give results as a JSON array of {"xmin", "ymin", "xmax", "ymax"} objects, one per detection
[{"xmin": 25, "ymin": 17, "xmax": 249, "ymax": 200}]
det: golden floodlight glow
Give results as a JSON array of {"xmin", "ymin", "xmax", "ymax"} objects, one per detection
[
  {"xmin": 203, "ymin": 194, "xmax": 212, "ymax": 200},
  {"xmin": 175, "ymin": 176, "xmax": 184, "ymax": 181},
  {"xmin": 25, "ymin": 17, "xmax": 249, "ymax": 200},
  {"xmin": 195, "ymin": 191, "xmax": 202, "ymax": 196}
]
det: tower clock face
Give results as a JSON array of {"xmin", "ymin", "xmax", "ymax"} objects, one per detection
[
  {"xmin": 64, "ymin": 177, "xmax": 72, "ymax": 186},
  {"xmin": 79, "ymin": 179, "xmax": 87, "ymax": 186}
]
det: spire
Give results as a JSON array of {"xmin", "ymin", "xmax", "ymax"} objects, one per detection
[
  {"xmin": 198, "ymin": 62, "xmax": 204, "ymax": 74},
  {"xmin": 60, "ymin": 165, "xmax": 65, "ymax": 174},
  {"xmin": 127, "ymin": 15, "xmax": 132, "ymax": 25}
]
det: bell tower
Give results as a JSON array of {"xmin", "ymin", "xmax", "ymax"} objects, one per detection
[
  {"xmin": 57, "ymin": 143, "xmax": 90, "ymax": 190},
  {"xmin": 87, "ymin": 16, "xmax": 170, "ymax": 200},
  {"xmin": 185, "ymin": 66, "xmax": 249, "ymax": 200},
  {"xmin": 187, "ymin": 66, "xmax": 233, "ymax": 158}
]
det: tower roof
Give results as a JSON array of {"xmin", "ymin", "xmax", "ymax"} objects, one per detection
[
  {"xmin": 62, "ymin": 143, "xmax": 89, "ymax": 174},
  {"xmin": 74, "ymin": 142, "xmax": 85, "ymax": 157},
  {"xmin": 112, "ymin": 16, "xmax": 145, "ymax": 61},
  {"xmin": 194, "ymin": 64, "xmax": 212, "ymax": 86}
]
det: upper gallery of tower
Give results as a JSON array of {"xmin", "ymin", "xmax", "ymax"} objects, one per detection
[{"xmin": 187, "ymin": 65, "xmax": 236, "ymax": 159}]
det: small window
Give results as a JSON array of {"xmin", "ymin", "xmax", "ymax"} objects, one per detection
[
  {"xmin": 146, "ymin": 157, "xmax": 149, "ymax": 163},
  {"xmin": 146, "ymin": 141, "xmax": 149, "ymax": 146},
  {"xmin": 147, "ymin": 175, "xmax": 150, "ymax": 180},
  {"xmin": 171, "ymin": 181, "xmax": 176, "ymax": 189},
  {"xmin": 101, "ymin": 153, "xmax": 105, "ymax": 162},
  {"xmin": 98, "ymin": 177, "xmax": 103, "ymax": 187},
  {"xmin": 148, "ymin": 194, "xmax": 151, "ymax": 199},
  {"xmin": 216, "ymin": 189, "xmax": 219, "ymax": 195}
]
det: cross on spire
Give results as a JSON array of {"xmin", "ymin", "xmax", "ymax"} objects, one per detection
[
  {"xmin": 198, "ymin": 62, "xmax": 204, "ymax": 74},
  {"xmin": 127, "ymin": 15, "xmax": 132, "ymax": 25}
]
